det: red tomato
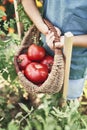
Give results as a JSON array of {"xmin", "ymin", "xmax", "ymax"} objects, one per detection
[
  {"xmin": 0, "ymin": 6, "xmax": 6, "ymax": 12},
  {"xmin": 2, "ymin": 16, "xmax": 7, "ymax": 21},
  {"xmin": 28, "ymin": 44, "xmax": 46, "ymax": 61},
  {"xmin": 40, "ymin": 55, "xmax": 54, "ymax": 72},
  {"xmin": 17, "ymin": 54, "xmax": 31, "ymax": 70},
  {"xmin": 8, "ymin": 28, "xmax": 15, "ymax": 34},
  {"xmin": 3, "ymin": 0, "xmax": 8, "ymax": 5},
  {"xmin": 8, "ymin": 0, "xmax": 14, "ymax": 4},
  {"xmin": 24, "ymin": 62, "xmax": 48, "ymax": 84}
]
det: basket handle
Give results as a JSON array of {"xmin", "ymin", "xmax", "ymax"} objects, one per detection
[{"xmin": 43, "ymin": 19, "xmax": 62, "ymax": 54}]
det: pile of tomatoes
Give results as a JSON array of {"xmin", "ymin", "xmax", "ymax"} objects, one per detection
[{"xmin": 17, "ymin": 44, "xmax": 54, "ymax": 86}]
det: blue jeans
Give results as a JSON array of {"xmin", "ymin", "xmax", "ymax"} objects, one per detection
[{"xmin": 67, "ymin": 78, "xmax": 85, "ymax": 100}]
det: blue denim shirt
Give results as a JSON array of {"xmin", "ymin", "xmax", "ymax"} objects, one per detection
[{"xmin": 42, "ymin": 0, "xmax": 87, "ymax": 79}]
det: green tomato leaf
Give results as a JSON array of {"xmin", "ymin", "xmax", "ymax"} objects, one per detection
[{"xmin": 18, "ymin": 103, "xmax": 30, "ymax": 113}]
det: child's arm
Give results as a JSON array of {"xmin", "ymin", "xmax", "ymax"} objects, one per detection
[
  {"xmin": 22, "ymin": 1, "xmax": 87, "ymax": 48},
  {"xmin": 74, "ymin": 35, "xmax": 87, "ymax": 47},
  {"xmin": 46, "ymin": 32, "xmax": 87, "ymax": 50},
  {"xmin": 22, "ymin": 0, "xmax": 48, "ymax": 35}
]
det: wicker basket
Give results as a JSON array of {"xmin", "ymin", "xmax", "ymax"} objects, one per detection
[{"xmin": 14, "ymin": 20, "xmax": 65, "ymax": 94}]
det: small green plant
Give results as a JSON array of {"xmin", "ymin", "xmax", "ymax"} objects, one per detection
[
  {"xmin": 1, "ymin": 97, "xmax": 86, "ymax": 130},
  {"xmin": 0, "ymin": 34, "xmax": 25, "ymax": 129}
]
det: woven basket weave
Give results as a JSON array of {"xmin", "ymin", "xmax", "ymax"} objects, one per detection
[{"xmin": 14, "ymin": 19, "xmax": 65, "ymax": 94}]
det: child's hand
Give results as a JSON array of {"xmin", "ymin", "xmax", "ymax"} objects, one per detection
[
  {"xmin": 46, "ymin": 31, "xmax": 55, "ymax": 50},
  {"xmin": 46, "ymin": 27, "xmax": 64, "ymax": 50},
  {"xmin": 55, "ymin": 35, "xmax": 64, "ymax": 48}
]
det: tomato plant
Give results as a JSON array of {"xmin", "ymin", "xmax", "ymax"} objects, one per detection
[
  {"xmin": 24, "ymin": 62, "xmax": 48, "ymax": 84},
  {"xmin": 28, "ymin": 44, "xmax": 46, "ymax": 61},
  {"xmin": 0, "ymin": 0, "xmax": 16, "ymax": 35}
]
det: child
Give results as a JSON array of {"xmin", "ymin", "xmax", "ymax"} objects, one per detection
[{"xmin": 22, "ymin": 0, "xmax": 87, "ymax": 100}]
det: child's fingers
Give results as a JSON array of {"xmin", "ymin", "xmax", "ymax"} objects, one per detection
[
  {"xmin": 46, "ymin": 37, "xmax": 55, "ymax": 50},
  {"xmin": 55, "ymin": 36, "xmax": 64, "ymax": 48},
  {"xmin": 46, "ymin": 31, "xmax": 55, "ymax": 44},
  {"xmin": 46, "ymin": 31, "xmax": 54, "ymax": 39},
  {"xmin": 54, "ymin": 26, "xmax": 61, "ymax": 36},
  {"xmin": 46, "ymin": 32, "xmax": 55, "ymax": 50},
  {"xmin": 55, "ymin": 42, "xmax": 63, "ymax": 48}
]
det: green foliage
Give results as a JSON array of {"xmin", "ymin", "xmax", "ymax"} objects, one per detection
[
  {"xmin": 0, "ymin": 10, "xmax": 6, "ymax": 20},
  {"xmin": 0, "ymin": 0, "xmax": 16, "ymax": 34},
  {"xmin": 0, "ymin": 2, "xmax": 33, "ymax": 129},
  {"xmin": 0, "ymin": 95, "xmax": 15, "ymax": 128},
  {"xmin": 0, "ymin": 35, "xmax": 24, "ymax": 129},
  {"xmin": 0, "ymin": 36, "xmax": 20, "ymax": 81},
  {"xmin": 1, "ymin": 97, "xmax": 87, "ymax": 130},
  {"xmin": 7, "ymin": 121, "xmax": 19, "ymax": 130},
  {"xmin": 17, "ymin": 3, "xmax": 33, "ymax": 32}
]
